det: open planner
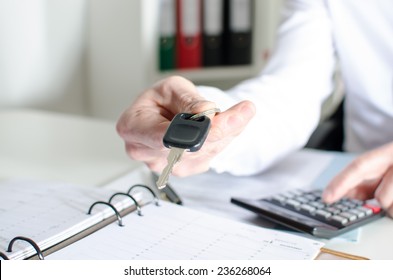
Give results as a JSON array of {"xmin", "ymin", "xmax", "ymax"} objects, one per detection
[{"xmin": 0, "ymin": 168, "xmax": 324, "ymax": 260}]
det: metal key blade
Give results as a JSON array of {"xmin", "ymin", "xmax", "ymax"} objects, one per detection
[{"xmin": 156, "ymin": 147, "xmax": 184, "ymax": 189}]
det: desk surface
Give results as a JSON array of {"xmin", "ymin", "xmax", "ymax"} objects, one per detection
[
  {"xmin": 0, "ymin": 109, "xmax": 137, "ymax": 185},
  {"xmin": 1, "ymin": 109, "xmax": 392, "ymax": 260}
]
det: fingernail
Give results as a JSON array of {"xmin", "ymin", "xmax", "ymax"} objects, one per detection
[
  {"xmin": 241, "ymin": 102, "xmax": 256, "ymax": 119},
  {"xmin": 226, "ymin": 115, "xmax": 243, "ymax": 129}
]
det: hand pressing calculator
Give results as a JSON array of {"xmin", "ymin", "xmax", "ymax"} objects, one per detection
[{"xmin": 231, "ymin": 189, "xmax": 385, "ymax": 239}]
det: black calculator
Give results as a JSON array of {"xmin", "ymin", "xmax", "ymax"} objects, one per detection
[{"xmin": 231, "ymin": 189, "xmax": 385, "ymax": 239}]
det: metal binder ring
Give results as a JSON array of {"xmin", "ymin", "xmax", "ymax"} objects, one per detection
[
  {"xmin": 0, "ymin": 251, "xmax": 9, "ymax": 260},
  {"xmin": 109, "ymin": 192, "xmax": 142, "ymax": 216},
  {"xmin": 7, "ymin": 236, "xmax": 44, "ymax": 260},
  {"xmin": 87, "ymin": 201, "xmax": 124, "ymax": 226},
  {"xmin": 189, "ymin": 108, "xmax": 221, "ymax": 120},
  {"xmin": 128, "ymin": 184, "xmax": 160, "ymax": 206}
]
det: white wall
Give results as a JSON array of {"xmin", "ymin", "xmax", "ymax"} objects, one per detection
[
  {"xmin": 0, "ymin": 0, "xmax": 88, "ymax": 115},
  {"xmin": 87, "ymin": 0, "xmax": 151, "ymax": 120},
  {"xmin": 0, "ymin": 0, "xmax": 285, "ymax": 120}
]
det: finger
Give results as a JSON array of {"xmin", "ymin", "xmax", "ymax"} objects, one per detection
[
  {"xmin": 374, "ymin": 166, "xmax": 393, "ymax": 216},
  {"xmin": 125, "ymin": 142, "xmax": 165, "ymax": 162},
  {"xmin": 153, "ymin": 76, "xmax": 217, "ymax": 115},
  {"xmin": 117, "ymin": 110, "xmax": 170, "ymax": 149},
  {"xmin": 323, "ymin": 143, "xmax": 393, "ymax": 203},
  {"xmin": 208, "ymin": 100, "xmax": 256, "ymax": 143},
  {"xmin": 386, "ymin": 205, "xmax": 393, "ymax": 218},
  {"xmin": 171, "ymin": 101, "xmax": 256, "ymax": 177},
  {"xmin": 345, "ymin": 180, "xmax": 381, "ymax": 200}
]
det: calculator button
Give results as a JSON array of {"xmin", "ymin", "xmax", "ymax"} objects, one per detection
[
  {"xmin": 310, "ymin": 190, "xmax": 323, "ymax": 196},
  {"xmin": 309, "ymin": 201, "xmax": 325, "ymax": 209},
  {"xmin": 348, "ymin": 209, "xmax": 366, "ymax": 219},
  {"xmin": 282, "ymin": 192, "xmax": 296, "ymax": 199},
  {"xmin": 330, "ymin": 215, "xmax": 349, "ymax": 226},
  {"xmin": 304, "ymin": 194, "xmax": 318, "ymax": 201},
  {"xmin": 364, "ymin": 204, "xmax": 381, "ymax": 214},
  {"xmin": 315, "ymin": 209, "xmax": 332, "ymax": 219},
  {"xmin": 341, "ymin": 201, "xmax": 358, "ymax": 208},
  {"xmin": 335, "ymin": 204, "xmax": 349, "ymax": 212},
  {"xmin": 300, "ymin": 204, "xmax": 316, "ymax": 213},
  {"xmin": 339, "ymin": 212, "xmax": 357, "ymax": 222},
  {"xmin": 325, "ymin": 207, "xmax": 341, "ymax": 215},
  {"xmin": 358, "ymin": 206, "xmax": 373, "ymax": 216},
  {"xmin": 294, "ymin": 196, "xmax": 309, "ymax": 204},
  {"xmin": 290, "ymin": 189, "xmax": 305, "ymax": 196},
  {"xmin": 351, "ymin": 199, "xmax": 364, "ymax": 206},
  {"xmin": 286, "ymin": 199, "xmax": 301, "ymax": 208},
  {"xmin": 271, "ymin": 194, "xmax": 287, "ymax": 204}
]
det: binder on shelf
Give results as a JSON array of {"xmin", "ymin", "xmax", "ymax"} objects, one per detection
[
  {"xmin": 0, "ymin": 168, "xmax": 325, "ymax": 260},
  {"xmin": 176, "ymin": 0, "xmax": 202, "ymax": 69},
  {"xmin": 202, "ymin": 0, "xmax": 224, "ymax": 67},
  {"xmin": 158, "ymin": 0, "xmax": 177, "ymax": 71},
  {"xmin": 223, "ymin": 0, "xmax": 253, "ymax": 65}
]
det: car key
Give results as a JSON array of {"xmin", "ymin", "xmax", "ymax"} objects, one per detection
[{"xmin": 156, "ymin": 112, "xmax": 211, "ymax": 189}]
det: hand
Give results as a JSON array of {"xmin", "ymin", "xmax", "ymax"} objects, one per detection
[
  {"xmin": 322, "ymin": 142, "xmax": 393, "ymax": 217},
  {"xmin": 116, "ymin": 76, "xmax": 256, "ymax": 176}
]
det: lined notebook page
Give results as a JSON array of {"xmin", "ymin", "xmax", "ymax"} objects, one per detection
[
  {"xmin": 48, "ymin": 201, "xmax": 324, "ymax": 260},
  {"xmin": 0, "ymin": 179, "xmax": 141, "ymax": 260}
]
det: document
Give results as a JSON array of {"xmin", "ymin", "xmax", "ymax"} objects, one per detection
[
  {"xmin": 1, "ymin": 164, "xmax": 324, "ymax": 260},
  {"xmin": 48, "ymin": 200, "xmax": 324, "ymax": 260}
]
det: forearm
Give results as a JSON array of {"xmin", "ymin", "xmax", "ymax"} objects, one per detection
[{"xmin": 197, "ymin": 0, "xmax": 337, "ymax": 175}]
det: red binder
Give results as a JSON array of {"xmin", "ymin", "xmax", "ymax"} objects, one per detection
[{"xmin": 176, "ymin": 0, "xmax": 202, "ymax": 69}]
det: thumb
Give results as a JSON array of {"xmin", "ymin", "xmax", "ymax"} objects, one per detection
[
  {"xmin": 209, "ymin": 100, "xmax": 256, "ymax": 141},
  {"xmin": 155, "ymin": 76, "xmax": 217, "ymax": 115}
]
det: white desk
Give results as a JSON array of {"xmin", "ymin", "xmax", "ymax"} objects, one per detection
[
  {"xmin": 1, "ymin": 109, "xmax": 392, "ymax": 259},
  {"xmin": 0, "ymin": 109, "xmax": 138, "ymax": 185}
]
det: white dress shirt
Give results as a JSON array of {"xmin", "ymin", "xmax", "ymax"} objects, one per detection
[{"xmin": 198, "ymin": 0, "xmax": 393, "ymax": 175}]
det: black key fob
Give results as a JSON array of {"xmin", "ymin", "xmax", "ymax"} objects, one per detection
[{"xmin": 163, "ymin": 113, "xmax": 211, "ymax": 152}]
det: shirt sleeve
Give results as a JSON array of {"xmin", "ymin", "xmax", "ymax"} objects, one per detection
[{"xmin": 197, "ymin": 0, "xmax": 337, "ymax": 175}]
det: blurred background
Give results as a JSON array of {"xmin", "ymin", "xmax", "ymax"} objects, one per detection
[
  {"xmin": 3, "ymin": 0, "xmax": 341, "ymax": 123},
  {"xmin": 0, "ymin": 0, "xmax": 288, "ymax": 120}
]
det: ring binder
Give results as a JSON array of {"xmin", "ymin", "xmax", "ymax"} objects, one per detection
[
  {"xmin": 1, "ymin": 179, "xmax": 164, "ymax": 260},
  {"xmin": 7, "ymin": 236, "xmax": 44, "ymax": 260},
  {"xmin": 0, "ymin": 251, "xmax": 9, "ymax": 260},
  {"xmin": 0, "ymin": 177, "xmax": 326, "ymax": 260},
  {"xmin": 128, "ymin": 184, "xmax": 160, "ymax": 206},
  {"xmin": 87, "ymin": 201, "xmax": 124, "ymax": 227},
  {"xmin": 109, "ymin": 192, "xmax": 143, "ymax": 216}
]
